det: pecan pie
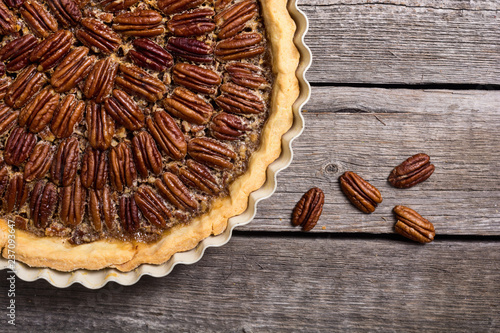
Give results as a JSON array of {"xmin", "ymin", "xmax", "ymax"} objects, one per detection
[{"xmin": 0, "ymin": 0, "xmax": 299, "ymax": 271}]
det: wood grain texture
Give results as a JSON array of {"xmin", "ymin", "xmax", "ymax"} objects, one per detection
[
  {"xmin": 301, "ymin": 0, "xmax": 500, "ymax": 84},
  {"xmin": 243, "ymin": 88, "xmax": 500, "ymax": 234}
]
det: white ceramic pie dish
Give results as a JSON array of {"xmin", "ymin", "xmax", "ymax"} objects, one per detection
[{"xmin": 0, "ymin": 0, "xmax": 311, "ymax": 288}]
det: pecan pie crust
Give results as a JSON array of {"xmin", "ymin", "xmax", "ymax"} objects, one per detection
[{"xmin": 0, "ymin": 0, "xmax": 299, "ymax": 271}]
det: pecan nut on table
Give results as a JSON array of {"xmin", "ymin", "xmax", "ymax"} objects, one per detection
[
  {"xmin": 339, "ymin": 171, "xmax": 382, "ymax": 214},
  {"xmin": 292, "ymin": 187, "xmax": 325, "ymax": 231},
  {"xmin": 388, "ymin": 153, "xmax": 435, "ymax": 188},
  {"xmin": 393, "ymin": 205, "xmax": 435, "ymax": 243}
]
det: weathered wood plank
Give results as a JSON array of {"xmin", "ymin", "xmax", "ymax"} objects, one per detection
[
  {"xmin": 243, "ymin": 88, "xmax": 500, "ymax": 234},
  {"xmin": 300, "ymin": 0, "xmax": 500, "ymax": 84},
  {"xmin": 2, "ymin": 236, "xmax": 499, "ymax": 332}
]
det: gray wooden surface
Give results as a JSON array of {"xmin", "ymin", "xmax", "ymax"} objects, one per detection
[{"xmin": 1, "ymin": 0, "xmax": 499, "ymax": 331}]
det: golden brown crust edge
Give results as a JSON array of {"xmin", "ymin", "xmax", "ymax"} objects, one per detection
[{"xmin": 0, "ymin": 0, "xmax": 300, "ymax": 272}]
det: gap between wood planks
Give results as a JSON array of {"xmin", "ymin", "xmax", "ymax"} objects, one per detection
[{"xmin": 309, "ymin": 82, "xmax": 500, "ymax": 90}]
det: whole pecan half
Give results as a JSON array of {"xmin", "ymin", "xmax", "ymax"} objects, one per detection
[
  {"xmin": 104, "ymin": 89, "xmax": 145, "ymax": 130},
  {"xmin": 0, "ymin": 77, "xmax": 10, "ymax": 100},
  {"xmin": 115, "ymin": 64, "xmax": 167, "ymax": 102},
  {"xmin": 46, "ymin": 0, "xmax": 81, "ymax": 27},
  {"xmin": 51, "ymin": 94, "xmax": 84, "ymax": 138},
  {"xmin": 0, "ymin": 34, "xmax": 38, "ymax": 72},
  {"xmin": 158, "ymin": 0, "xmax": 204, "ymax": 15},
  {"xmin": 51, "ymin": 46, "xmax": 96, "ymax": 93},
  {"xmin": 339, "ymin": 171, "xmax": 382, "ymax": 214},
  {"xmin": 83, "ymin": 57, "xmax": 118, "ymax": 103},
  {"xmin": 156, "ymin": 172, "xmax": 198, "ymax": 211},
  {"xmin": 77, "ymin": 18, "xmax": 122, "ymax": 54},
  {"xmin": 167, "ymin": 8, "xmax": 215, "ymax": 37},
  {"xmin": 18, "ymin": 87, "xmax": 60, "ymax": 133},
  {"xmin": 4, "ymin": 65, "xmax": 47, "ymax": 108},
  {"xmin": 146, "ymin": 110, "xmax": 186, "ymax": 160},
  {"xmin": 128, "ymin": 38, "xmax": 173, "ymax": 72},
  {"xmin": 24, "ymin": 141, "xmax": 54, "ymax": 182},
  {"xmin": 81, "ymin": 146, "xmax": 108, "ymax": 189},
  {"xmin": 4, "ymin": 127, "xmax": 37, "ymax": 166},
  {"xmin": 393, "ymin": 205, "xmax": 435, "ymax": 243},
  {"xmin": 29, "ymin": 29, "xmax": 73, "ymax": 72},
  {"xmin": 166, "ymin": 37, "xmax": 213, "ymax": 63},
  {"xmin": 0, "ymin": 1, "xmax": 16, "ymax": 35},
  {"xmin": 132, "ymin": 131, "xmax": 162, "ymax": 178},
  {"xmin": 60, "ymin": 176, "xmax": 86, "ymax": 226},
  {"xmin": 388, "ymin": 153, "xmax": 435, "ymax": 188},
  {"xmin": 215, "ymin": 32, "xmax": 264, "ymax": 61},
  {"xmin": 163, "ymin": 87, "xmax": 213, "ymax": 125},
  {"xmin": 226, "ymin": 62, "xmax": 268, "ymax": 89},
  {"xmin": 30, "ymin": 180, "xmax": 58, "ymax": 228},
  {"xmin": 86, "ymin": 101, "xmax": 115, "ymax": 150},
  {"xmin": 4, "ymin": 173, "xmax": 29, "ymax": 213},
  {"xmin": 100, "ymin": 0, "xmax": 138, "ymax": 12},
  {"xmin": 210, "ymin": 112, "xmax": 248, "ymax": 140},
  {"xmin": 0, "ymin": 104, "xmax": 19, "ymax": 135},
  {"xmin": 112, "ymin": 10, "xmax": 164, "ymax": 37},
  {"xmin": 172, "ymin": 63, "xmax": 221, "ymax": 95},
  {"xmin": 215, "ymin": 83, "xmax": 264, "ymax": 114},
  {"xmin": 292, "ymin": 187, "xmax": 325, "ymax": 231},
  {"xmin": 20, "ymin": 0, "xmax": 58, "ymax": 38},
  {"xmin": 187, "ymin": 137, "xmax": 236, "ymax": 170},
  {"xmin": 119, "ymin": 195, "xmax": 140, "ymax": 233},
  {"xmin": 51, "ymin": 136, "xmax": 80, "ymax": 187},
  {"xmin": 109, "ymin": 142, "xmax": 137, "ymax": 192},
  {"xmin": 134, "ymin": 185, "xmax": 172, "ymax": 228},
  {"xmin": 89, "ymin": 186, "xmax": 115, "ymax": 232},
  {"xmin": 179, "ymin": 159, "xmax": 221, "ymax": 195},
  {"xmin": 215, "ymin": 0, "xmax": 257, "ymax": 39}
]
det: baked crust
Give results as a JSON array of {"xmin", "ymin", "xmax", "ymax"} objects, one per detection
[{"xmin": 0, "ymin": 0, "xmax": 299, "ymax": 272}]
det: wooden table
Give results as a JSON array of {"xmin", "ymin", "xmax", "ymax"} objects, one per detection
[{"xmin": 1, "ymin": 0, "xmax": 499, "ymax": 331}]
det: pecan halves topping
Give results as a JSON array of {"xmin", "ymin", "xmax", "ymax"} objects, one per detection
[
  {"xmin": 215, "ymin": 83, "xmax": 264, "ymax": 114},
  {"xmin": 24, "ymin": 141, "xmax": 54, "ymax": 182},
  {"xmin": 0, "ymin": 34, "xmax": 39, "ymax": 72},
  {"xmin": 112, "ymin": 10, "xmax": 164, "ymax": 37},
  {"xmin": 60, "ymin": 176, "xmax": 86, "ymax": 226},
  {"xmin": 119, "ymin": 195, "xmax": 140, "ymax": 233},
  {"xmin": 187, "ymin": 137, "xmax": 236, "ymax": 170},
  {"xmin": 20, "ymin": 0, "xmax": 58, "ymax": 38},
  {"xmin": 158, "ymin": 0, "xmax": 204, "ymax": 15},
  {"xmin": 18, "ymin": 87, "xmax": 60, "ymax": 133},
  {"xmin": 226, "ymin": 62, "xmax": 268, "ymax": 89},
  {"xmin": 81, "ymin": 146, "xmax": 108, "ymax": 189},
  {"xmin": 172, "ymin": 63, "xmax": 221, "ymax": 95},
  {"xmin": 30, "ymin": 180, "xmax": 58, "ymax": 228},
  {"xmin": 388, "ymin": 153, "xmax": 435, "ymax": 188},
  {"xmin": 134, "ymin": 185, "xmax": 172, "ymax": 228},
  {"xmin": 51, "ymin": 136, "xmax": 80, "ymax": 186},
  {"xmin": 4, "ymin": 127, "xmax": 37, "ymax": 166},
  {"xmin": 46, "ymin": 0, "xmax": 81, "ymax": 28},
  {"xmin": 167, "ymin": 8, "xmax": 215, "ymax": 37},
  {"xmin": 50, "ymin": 94, "xmax": 84, "ymax": 138},
  {"xmin": 339, "ymin": 171, "xmax": 382, "ymax": 214},
  {"xmin": 109, "ymin": 142, "xmax": 137, "ymax": 192},
  {"xmin": 163, "ymin": 87, "xmax": 213, "ymax": 125},
  {"xmin": 84, "ymin": 57, "xmax": 118, "ymax": 103},
  {"xmin": 292, "ymin": 187, "xmax": 325, "ymax": 231},
  {"xmin": 77, "ymin": 18, "xmax": 122, "ymax": 54},
  {"xmin": 4, "ymin": 65, "xmax": 47, "ymax": 108},
  {"xmin": 100, "ymin": 0, "xmax": 138, "ymax": 12},
  {"xmin": 104, "ymin": 89, "xmax": 145, "ymax": 130},
  {"xmin": 0, "ymin": 104, "xmax": 19, "ymax": 135},
  {"xmin": 132, "ymin": 131, "xmax": 162, "ymax": 178},
  {"xmin": 89, "ymin": 186, "xmax": 115, "ymax": 232},
  {"xmin": 146, "ymin": 110, "xmax": 186, "ymax": 160},
  {"xmin": 210, "ymin": 112, "xmax": 248, "ymax": 140},
  {"xmin": 156, "ymin": 172, "xmax": 198, "ymax": 211},
  {"xmin": 4, "ymin": 173, "xmax": 29, "ymax": 213},
  {"xmin": 0, "ymin": 1, "xmax": 17, "ymax": 35},
  {"xmin": 128, "ymin": 38, "xmax": 173, "ymax": 72},
  {"xmin": 215, "ymin": 0, "xmax": 257, "ymax": 39},
  {"xmin": 51, "ymin": 46, "xmax": 96, "ymax": 93},
  {"xmin": 393, "ymin": 205, "xmax": 435, "ymax": 243},
  {"xmin": 215, "ymin": 32, "xmax": 264, "ymax": 61},
  {"xmin": 115, "ymin": 64, "xmax": 167, "ymax": 102},
  {"xmin": 179, "ymin": 159, "xmax": 221, "ymax": 195},
  {"xmin": 166, "ymin": 37, "xmax": 213, "ymax": 63},
  {"xmin": 86, "ymin": 101, "xmax": 115, "ymax": 150},
  {"xmin": 30, "ymin": 29, "xmax": 73, "ymax": 72}
]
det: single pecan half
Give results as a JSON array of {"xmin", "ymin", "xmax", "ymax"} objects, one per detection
[
  {"xmin": 20, "ymin": 0, "xmax": 58, "ymax": 38},
  {"xmin": 51, "ymin": 46, "xmax": 96, "ymax": 93},
  {"xmin": 339, "ymin": 171, "xmax": 382, "ymax": 214},
  {"xmin": 100, "ymin": 0, "xmax": 138, "ymax": 12},
  {"xmin": 4, "ymin": 173, "xmax": 29, "ymax": 213},
  {"xmin": 393, "ymin": 205, "xmax": 435, "ymax": 243},
  {"xmin": 292, "ymin": 187, "xmax": 325, "ymax": 231},
  {"xmin": 156, "ymin": 172, "xmax": 198, "ymax": 211},
  {"xmin": 210, "ymin": 112, "xmax": 248, "ymax": 140},
  {"xmin": 179, "ymin": 159, "xmax": 221, "ymax": 195},
  {"xmin": 0, "ymin": 104, "xmax": 19, "ymax": 135},
  {"xmin": 215, "ymin": 0, "xmax": 257, "ymax": 39},
  {"xmin": 109, "ymin": 142, "xmax": 137, "ymax": 192},
  {"xmin": 83, "ymin": 57, "xmax": 118, "ymax": 103},
  {"xmin": 132, "ymin": 131, "xmax": 162, "ymax": 178},
  {"xmin": 119, "ymin": 195, "xmax": 140, "ymax": 233},
  {"xmin": 128, "ymin": 38, "xmax": 173, "ymax": 72},
  {"xmin": 172, "ymin": 63, "xmax": 221, "ymax": 95},
  {"xmin": 60, "ymin": 176, "xmax": 86, "ymax": 226},
  {"xmin": 0, "ymin": 77, "xmax": 10, "ymax": 100},
  {"xmin": 0, "ymin": 1, "xmax": 16, "ymax": 35},
  {"xmin": 0, "ymin": 34, "xmax": 38, "ymax": 72},
  {"xmin": 167, "ymin": 8, "xmax": 215, "ymax": 37},
  {"xmin": 77, "ymin": 18, "xmax": 122, "ymax": 54},
  {"xmin": 18, "ymin": 87, "xmax": 60, "ymax": 133},
  {"xmin": 51, "ymin": 136, "xmax": 80, "ymax": 186},
  {"xmin": 215, "ymin": 83, "xmax": 264, "ymax": 114},
  {"xmin": 388, "ymin": 153, "xmax": 435, "ymax": 188},
  {"xmin": 134, "ymin": 185, "xmax": 172, "ymax": 228},
  {"xmin": 29, "ymin": 29, "xmax": 73, "ymax": 72},
  {"xmin": 51, "ymin": 94, "xmax": 84, "ymax": 138},
  {"xmin": 86, "ymin": 101, "xmax": 115, "ymax": 150},
  {"xmin": 166, "ymin": 37, "xmax": 213, "ymax": 63},
  {"xmin": 104, "ymin": 89, "xmax": 145, "ymax": 130},
  {"xmin": 4, "ymin": 127, "xmax": 37, "ymax": 166},
  {"xmin": 30, "ymin": 180, "xmax": 58, "ymax": 228},
  {"xmin": 24, "ymin": 141, "xmax": 54, "ymax": 182},
  {"xmin": 226, "ymin": 62, "xmax": 268, "ymax": 89},
  {"xmin": 215, "ymin": 32, "xmax": 264, "ymax": 61},
  {"xmin": 46, "ymin": 0, "xmax": 81, "ymax": 27},
  {"xmin": 115, "ymin": 64, "xmax": 167, "ymax": 102},
  {"xmin": 146, "ymin": 110, "xmax": 186, "ymax": 160},
  {"xmin": 4, "ymin": 65, "xmax": 47, "ymax": 108},
  {"xmin": 112, "ymin": 10, "xmax": 164, "ymax": 37},
  {"xmin": 158, "ymin": 0, "xmax": 204, "ymax": 15},
  {"xmin": 81, "ymin": 146, "xmax": 108, "ymax": 189},
  {"xmin": 163, "ymin": 87, "xmax": 213, "ymax": 125},
  {"xmin": 89, "ymin": 186, "xmax": 115, "ymax": 232},
  {"xmin": 187, "ymin": 137, "xmax": 236, "ymax": 170}
]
